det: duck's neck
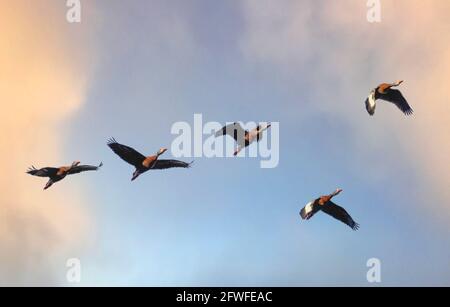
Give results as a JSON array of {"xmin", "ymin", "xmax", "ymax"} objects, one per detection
[
  {"xmin": 330, "ymin": 189, "xmax": 341, "ymax": 198},
  {"xmin": 67, "ymin": 162, "xmax": 77, "ymax": 172}
]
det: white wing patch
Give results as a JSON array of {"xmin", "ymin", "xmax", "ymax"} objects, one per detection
[
  {"xmin": 304, "ymin": 201, "xmax": 314, "ymax": 215},
  {"xmin": 366, "ymin": 90, "xmax": 376, "ymax": 115}
]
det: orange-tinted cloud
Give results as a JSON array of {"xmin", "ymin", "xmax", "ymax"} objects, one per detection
[{"xmin": 0, "ymin": 2, "xmax": 95, "ymax": 284}]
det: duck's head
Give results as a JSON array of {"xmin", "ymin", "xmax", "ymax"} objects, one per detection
[
  {"xmin": 258, "ymin": 123, "xmax": 271, "ymax": 131},
  {"xmin": 71, "ymin": 161, "xmax": 81, "ymax": 167},
  {"xmin": 334, "ymin": 188, "xmax": 343, "ymax": 196},
  {"xmin": 157, "ymin": 148, "xmax": 168, "ymax": 156}
]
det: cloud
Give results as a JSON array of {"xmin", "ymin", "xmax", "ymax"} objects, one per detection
[
  {"xmin": 0, "ymin": 1, "xmax": 95, "ymax": 285},
  {"xmin": 240, "ymin": 0, "xmax": 450, "ymax": 221}
]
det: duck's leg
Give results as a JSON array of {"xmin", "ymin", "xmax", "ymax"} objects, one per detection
[
  {"xmin": 131, "ymin": 169, "xmax": 141, "ymax": 181},
  {"xmin": 44, "ymin": 179, "xmax": 54, "ymax": 190}
]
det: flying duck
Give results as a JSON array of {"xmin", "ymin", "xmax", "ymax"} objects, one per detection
[
  {"xmin": 300, "ymin": 189, "xmax": 359, "ymax": 230},
  {"xmin": 107, "ymin": 138, "xmax": 192, "ymax": 181},
  {"xmin": 365, "ymin": 80, "xmax": 413, "ymax": 116},
  {"xmin": 27, "ymin": 161, "xmax": 103, "ymax": 190},
  {"xmin": 215, "ymin": 122, "xmax": 271, "ymax": 156}
]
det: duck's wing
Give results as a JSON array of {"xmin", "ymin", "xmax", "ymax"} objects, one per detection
[
  {"xmin": 321, "ymin": 201, "xmax": 359, "ymax": 230},
  {"xmin": 215, "ymin": 123, "xmax": 247, "ymax": 145},
  {"xmin": 380, "ymin": 89, "xmax": 413, "ymax": 116},
  {"xmin": 26, "ymin": 166, "xmax": 58, "ymax": 178},
  {"xmin": 365, "ymin": 90, "xmax": 376, "ymax": 116},
  {"xmin": 299, "ymin": 200, "xmax": 321, "ymax": 220},
  {"xmin": 68, "ymin": 162, "xmax": 103, "ymax": 175},
  {"xmin": 107, "ymin": 138, "xmax": 146, "ymax": 167},
  {"xmin": 151, "ymin": 159, "xmax": 193, "ymax": 170}
]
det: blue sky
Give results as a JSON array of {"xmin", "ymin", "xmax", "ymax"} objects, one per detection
[{"xmin": 2, "ymin": 0, "xmax": 449, "ymax": 286}]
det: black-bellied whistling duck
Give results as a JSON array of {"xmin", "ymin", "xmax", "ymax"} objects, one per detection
[
  {"xmin": 215, "ymin": 123, "xmax": 271, "ymax": 156},
  {"xmin": 107, "ymin": 138, "xmax": 192, "ymax": 181},
  {"xmin": 365, "ymin": 80, "xmax": 413, "ymax": 116},
  {"xmin": 300, "ymin": 189, "xmax": 359, "ymax": 230},
  {"xmin": 27, "ymin": 161, "xmax": 103, "ymax": 190}
]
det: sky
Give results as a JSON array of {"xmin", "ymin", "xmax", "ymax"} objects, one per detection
[{"xmin": 0, "ymin": 0, "xmax": 449, "ymax": 286}]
